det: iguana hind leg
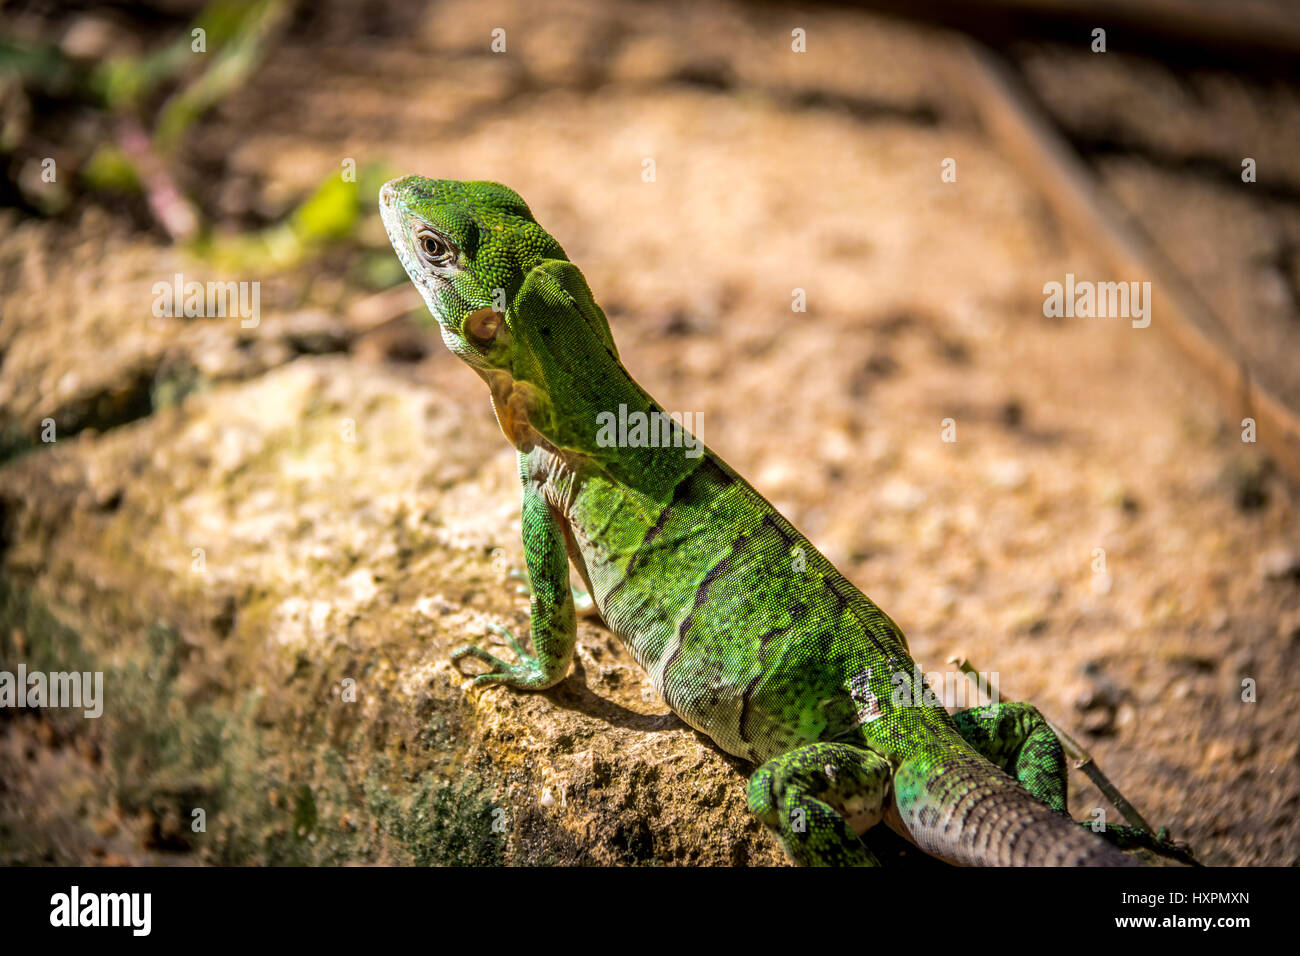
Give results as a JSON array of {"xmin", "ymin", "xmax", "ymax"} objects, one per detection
[
  {"xmin": 747, "ymin": 742, "xmax": 891, "ymax": 866},
  {"xmin": 954, "ymin": 701, "xmax": 1196, "ymax": 862},
  {"xmin": 952, "ymin": 700, "xmax": 1068, "ymax": 811}
]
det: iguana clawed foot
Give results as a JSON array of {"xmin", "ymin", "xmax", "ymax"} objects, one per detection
[
  {"xmin": 748, "ymin": 742, "xmax": 891, "ymax": 866},
  {"xmin": 451, "ymin": 624, "xmax": 550, "ymax": 689},
  {"xmin": 1090, "ymin": 823, "xmax": 1200, "ymax": 866}
]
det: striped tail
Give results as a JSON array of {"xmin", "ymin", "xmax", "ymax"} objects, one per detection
[{"xmin": 889, "ymin": 752, "xmax": 1137, "ymax": 866}]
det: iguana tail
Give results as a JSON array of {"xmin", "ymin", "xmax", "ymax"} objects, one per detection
[{"xmin": 889, "ymin": 753, "xmax": 1136, "ymax": 866}]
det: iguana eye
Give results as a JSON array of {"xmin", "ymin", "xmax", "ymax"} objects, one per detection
[{"xmin": 415, "ymin": 228, "xmax": 455, "ymax": 267}]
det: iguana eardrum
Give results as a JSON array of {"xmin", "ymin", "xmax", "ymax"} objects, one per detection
[{"xmin": 380, "ymin": 175, "xmax": 1155, "ymax": 866}]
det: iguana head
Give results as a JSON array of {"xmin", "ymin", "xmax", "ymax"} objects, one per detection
[
  {"xmin": 379, "ymin": 175, "xmax": 567, "ymax": 373},
  {"xmin": 382, "ymin": 175, "xmax": 695, "ymax": 492},
  {"xmin": 381, "ymin": 175, "xmax": 633, "ymax": 462}
]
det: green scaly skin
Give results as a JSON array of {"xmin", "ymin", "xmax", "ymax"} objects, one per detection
[{"xmin": 380, "ymin": 175, "xmax": 1148, "ymax": 866}]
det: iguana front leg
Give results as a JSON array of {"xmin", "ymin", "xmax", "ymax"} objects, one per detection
[
  {"xmin": 507, "ymin": 565, "xmax": 597, "ymax": 615},
  {"xmin": 747, "ymin": 743, "xmax": 892, "ymax": 866},
  {"xmin": 451, "ymin": 456, "xmax": 576, "ymax": 689}
]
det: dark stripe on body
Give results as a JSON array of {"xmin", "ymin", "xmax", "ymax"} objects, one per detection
[
  {"xmin": 611, "ymin": 457, "xmax": 735, "ymax": 607},
  {"xmin": 622, "ymin": 460, "xmax": 707, "ymax": 579},
  {"xmin": 660, "ymin": 530, "xmax": 752, "ymax": 710}
]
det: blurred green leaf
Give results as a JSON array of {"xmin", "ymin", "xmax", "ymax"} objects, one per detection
[
  {"xmin": 154, "ymin": 0, "xmax": 291, "ymax": 152},
  {"xmin": 0, "ymin": 40, "xmax": 79, "ymax": 92},
  {"xmin": 290, "ymin": 174, "xmax": 362, "ymax": 243},
  {"xmin": 82, "ymin": 143, "xmax": 143, "ymax": 192},
  {"xmin": 194, "ymin": 162, "xmax": 395, "ymax": 271}
]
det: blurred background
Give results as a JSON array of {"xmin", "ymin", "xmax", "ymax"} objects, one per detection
[{"xmin": 0, "ymin": 0, "xmax": 1297, "ymax": 866}]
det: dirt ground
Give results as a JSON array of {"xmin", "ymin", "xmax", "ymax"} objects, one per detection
[{"xmin": 0, "ymin": 0, "xmax": 1297, "ymax": 866}]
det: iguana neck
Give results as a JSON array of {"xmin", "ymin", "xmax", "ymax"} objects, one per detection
[{"xmin": 483, "ymin": 359, "xmax": 702, "ymax": 504}]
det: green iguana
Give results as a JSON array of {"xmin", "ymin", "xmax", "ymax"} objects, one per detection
[{"xmin": 380, "ymin": 175, "xmax": 1165, "ymax": 866}]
